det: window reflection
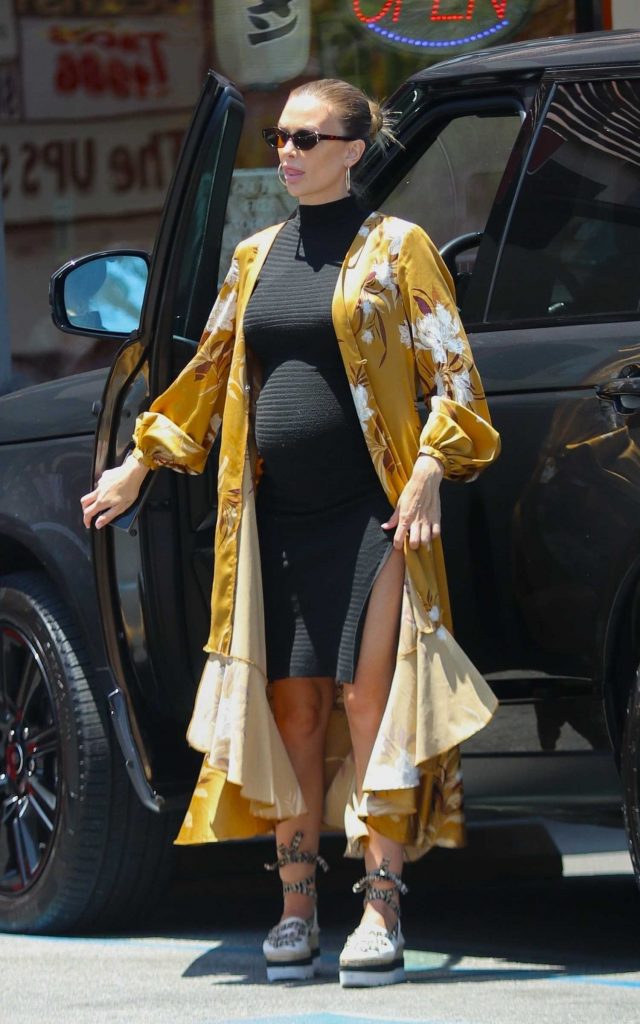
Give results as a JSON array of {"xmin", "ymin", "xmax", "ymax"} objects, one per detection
[{"xmin": 64, "ymin": 255, "xmax": 148, "ymax": 334}]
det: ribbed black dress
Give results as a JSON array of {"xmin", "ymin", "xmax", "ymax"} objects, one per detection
[{"xmin": 243, "ymin": 195, "xmax": 395, "ymax": 684}]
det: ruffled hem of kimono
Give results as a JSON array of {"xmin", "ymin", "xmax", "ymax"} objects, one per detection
[{"xmin": 174, "ymin": 606, "xmax": 498, "ymax": 862}]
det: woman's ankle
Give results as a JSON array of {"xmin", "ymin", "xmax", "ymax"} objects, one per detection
[
  {"xmin": 282, "ymin": 891, "xmax": 316, "ymax": 922},
  {"xmin": 361, "ymin": 895, "xmax": 398, "ymax": 932}
]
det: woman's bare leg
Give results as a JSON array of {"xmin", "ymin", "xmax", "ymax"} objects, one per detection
[
  {"xmin": 344, "ymin": 547, "xmax": 406, "ymax": 930},
  {"xmin": 271, "ymin": 675, "xmax": 335, "ymax": 920}
]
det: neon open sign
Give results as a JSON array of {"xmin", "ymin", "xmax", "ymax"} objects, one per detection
[{"xmin": 351, "ymin": 0, "xmax": 533, "ymax": 51}]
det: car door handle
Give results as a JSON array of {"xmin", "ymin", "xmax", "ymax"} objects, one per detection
[{"xmin": 596, "ymin": 366, "xmax": 640, "ymax": 414}]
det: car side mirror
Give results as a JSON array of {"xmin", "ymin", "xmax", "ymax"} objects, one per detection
[{"xmin": 50, "ymin": 251, "xmax": 150, "ymax": 337}]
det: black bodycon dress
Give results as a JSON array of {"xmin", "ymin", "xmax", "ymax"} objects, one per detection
[{"xmin": 243, "ymin": 195, "xmax": 396, "ymax": 684}]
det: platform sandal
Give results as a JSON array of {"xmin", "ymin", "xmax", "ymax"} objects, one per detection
[
  {"xmin": 262, "ymin": 831, "xmax": 329, "ymax": 982},
  {"xmin": 339, "ymin": 859, "xmax": 409, "ymax": 988}
]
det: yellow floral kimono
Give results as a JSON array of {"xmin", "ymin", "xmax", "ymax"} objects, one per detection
[{"xmin": 132, "ymin": 211, "xmax": 501, "ymax": 861}]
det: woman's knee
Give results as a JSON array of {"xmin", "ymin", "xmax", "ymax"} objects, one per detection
[
  {"xmin": 343, "ymin": 682, "xmax": 388, "ymax": 730},
  {"xmin": 272, "ymin": 679, "xmax": 331, "ymax": 745}
]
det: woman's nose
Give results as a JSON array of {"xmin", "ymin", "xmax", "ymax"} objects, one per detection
[{"xmin": 281, "ymin": 137, "xmax": 297, "ymax": 155}]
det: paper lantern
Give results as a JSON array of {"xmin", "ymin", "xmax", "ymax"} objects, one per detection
[{"xmin": 214, "ymin": 0, "xmax": 311, "ymax": 87}]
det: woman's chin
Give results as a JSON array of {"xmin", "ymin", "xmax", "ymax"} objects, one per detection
[{"xmin": 284, "ymin": 173, "xmax": 305, "ymax": 190}]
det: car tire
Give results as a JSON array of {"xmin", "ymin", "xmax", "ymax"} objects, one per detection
[
  {"xmin": 0, "ymin": 570, "xmax": 179, "ymax": 933},
  {"xmin": 621, "ymin": 667, "xmax": 640, "ymax": 890}
]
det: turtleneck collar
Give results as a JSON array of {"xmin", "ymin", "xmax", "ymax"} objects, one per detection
[{"xmin": 297, "ymin": 194, "xmax": 362, "ymax": 229}]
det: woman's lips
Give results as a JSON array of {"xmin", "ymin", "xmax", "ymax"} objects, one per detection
[{"xmin": 282, "ymin": 165, "xmax": 304, "ymax": 182}]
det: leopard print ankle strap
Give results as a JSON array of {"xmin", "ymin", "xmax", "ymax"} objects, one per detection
[
  {"xmin": 264, "ymin": 830, "xmax": 329, "ymax": 874},
  {"xmin": 352, "ymin": 859, "xmax": 409, "ymax": 917},
  {"xmin": 282, "ymin": 873, "xmax": 317, "ymax": 899}
]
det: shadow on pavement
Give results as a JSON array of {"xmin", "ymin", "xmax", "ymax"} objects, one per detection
[{"xmin": 143, "ymin": 831, "xmax": 640, "ymax": 987}]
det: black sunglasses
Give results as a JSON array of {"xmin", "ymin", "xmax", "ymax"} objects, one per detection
[{"xmin": 262, "ymin": 127, "xmax": 358, "ymax": 151}]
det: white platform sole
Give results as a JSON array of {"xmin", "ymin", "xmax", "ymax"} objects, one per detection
[
  {"xmin": 339, "ymin": 960, "xmax": 406, "ymax": 988},
  {"xmin": 265, "ymin": 949, "xmax": 320, "ymax": 982}
]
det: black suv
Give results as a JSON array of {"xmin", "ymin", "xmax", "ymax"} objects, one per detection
[{"xmin": 2, "ymin": 30, "xmax": 640, "ymax": 934}]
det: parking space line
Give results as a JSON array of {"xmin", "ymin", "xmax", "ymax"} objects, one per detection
[{"xmin": 218, "ymin": 1016, "xmax": 458, "ymax": 1024}]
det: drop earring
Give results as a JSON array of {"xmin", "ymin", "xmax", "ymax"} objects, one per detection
[
  {"xmin": 277, "ymin": 164, "xmax": 287, "ymax": 187},
  {"xmin": 345, "ymin": 166, "xmax": 351, "ymax": 193}
]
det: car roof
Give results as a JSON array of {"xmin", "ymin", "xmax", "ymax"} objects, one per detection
[{"xmin": 410, "ymin": 29, "xmax": 640, "ymax": 84}]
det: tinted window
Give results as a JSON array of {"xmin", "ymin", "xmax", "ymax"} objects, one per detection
[
  {"xmin": 489, "ymin": 80, "xmax": 640, "ymax": 322},
  {"xmin": 381, "ymin": 111, "xmax": 521, "ymax": 249}
]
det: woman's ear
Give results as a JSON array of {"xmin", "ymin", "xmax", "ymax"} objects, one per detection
[{"xmin": 346, "ymin": 139, "xmax": 366, "ymax": 167}]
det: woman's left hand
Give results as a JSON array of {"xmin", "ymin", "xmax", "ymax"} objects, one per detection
[{"xmin": 382, "ymin": 454, "xmax": 444, "ymax": 551}]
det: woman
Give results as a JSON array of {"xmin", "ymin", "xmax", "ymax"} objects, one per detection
[{"xmin": 81, "ymin": 78, "xmax": 501, "ymax": 988}]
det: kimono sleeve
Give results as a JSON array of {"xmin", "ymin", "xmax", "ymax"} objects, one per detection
[
  {"xmin": 130, "ymin": 255, "xmax": 239, "ymax": 475},
  {"xmin": 397, "ymin": 224, "xmax": 500, "ymax": 481}
]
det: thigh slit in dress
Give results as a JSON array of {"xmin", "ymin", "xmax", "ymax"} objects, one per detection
[{"xmin": 243, "ymin": 195, "xmax": 396, "ymax": 684}]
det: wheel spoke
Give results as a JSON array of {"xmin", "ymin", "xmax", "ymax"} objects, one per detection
[
  {"xmin": 12, "ymin": 802, "xmax": 40, "ymax": 884},
  {"xmin": 1, "ymin": 794, "xmax": 18, "ymax": 825},
  {"xmin": 28, "ymin": 775, "xmax": 56, "ymax": 814},
  {"xmin": 15, "ymin": 654, "xmax": 42, "ymax": 717},
  {"xmin": 27, "ymin": 725, "xmax": 58, "ymax": 760},
  {"xmin": 0, "ymin": 808, "xmax": 13, "ymax": 878},
  {"xmin": 0, "ymin": 631, "xmax": 15, "ymax": 714},
  {"xmin": 26, "ymin": 790, "xmax": 55, "ymax": 834}
]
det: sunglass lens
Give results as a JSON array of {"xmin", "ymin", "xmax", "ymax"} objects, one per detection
[
  {"xmin": 262, "ymin": 128, "xmax": 283, "ymax": 149},
  {"xmin": 293, "ymin": 131, "xmax": 318, "ymax": 150}
]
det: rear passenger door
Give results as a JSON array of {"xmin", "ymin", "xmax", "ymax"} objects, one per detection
[
  {"xmin": 461, "ymin": 74, "xmax": 640, "ymax": 703},
  {"xmin": 375, "ymin": 72, "xmax": 640, "ymax": 774}
]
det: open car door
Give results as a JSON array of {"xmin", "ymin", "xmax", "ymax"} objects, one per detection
[{"xmin": 93, "ymin": 72, "xmax": 244, "ymax": 807}]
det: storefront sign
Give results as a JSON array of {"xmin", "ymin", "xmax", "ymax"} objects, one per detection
[
  {"xmin": 16, "ymin": 0, "xmax": 192, "ymax": 15},
  {"xmin": 1, "ymin": 113, "xmax": 188, "ymax": 223},
  {"xmin": 214, "ymin": 0, "xmax": 310, "ymax": 86},
  {"xmin": 350, "ymin": 0, "xmax": 533, "ymax": 51},
  {"xmin": 20, "ymin": 17, "xmax": 204, "ymax": 119}
]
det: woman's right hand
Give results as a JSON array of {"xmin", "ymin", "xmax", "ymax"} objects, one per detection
[{"xmin": 80, "ymin": 455, "xmax": 150, "ymax": 530}]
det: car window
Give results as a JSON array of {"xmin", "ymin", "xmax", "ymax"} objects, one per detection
[
  {"xmin": 379, "ymin": 111, "xmax": 522, "ymax": 250},
  {"xmin": 488, "ymin": 79, "xmax": 640, "ymax": 323}
]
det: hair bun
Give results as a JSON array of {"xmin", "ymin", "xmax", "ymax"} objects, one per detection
[{"xmin": 368, "ymin": 99, "xmax": 384, "ymax": 140}]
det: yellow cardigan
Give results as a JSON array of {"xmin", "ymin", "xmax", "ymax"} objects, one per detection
[{"xmin": 132, "ymin": 211, "xmax": 501, "ymax": 860}]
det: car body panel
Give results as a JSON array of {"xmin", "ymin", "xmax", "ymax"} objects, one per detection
[{"xmin": 0, "ymin": 368, "xmax": 107, "ymax": 443}]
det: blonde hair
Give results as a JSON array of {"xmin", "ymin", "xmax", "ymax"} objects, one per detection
[{"xmin": 288, "ymin": 78, "xmax": 398, "ymax": 150}]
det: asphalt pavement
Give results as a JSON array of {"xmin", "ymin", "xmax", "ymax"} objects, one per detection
[{"xmin": 4, "ymin": 818, "xmax": 639, "ymax": 1024}]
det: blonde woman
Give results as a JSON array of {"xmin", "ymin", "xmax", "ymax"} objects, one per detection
[{"xmin": 81, "ymin": 78, "xmax": 500, "ymax": 987}]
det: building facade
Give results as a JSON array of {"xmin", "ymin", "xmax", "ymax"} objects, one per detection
[{"xmin": 0, "ymin": 1, "xmax": 626, "ymax": 387}]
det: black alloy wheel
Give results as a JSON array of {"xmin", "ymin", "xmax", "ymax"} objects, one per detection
[
  {"xmin": 0, "ymin": 624, "xmax": 60, "ymax": 895},
  {"xmin": 0, "ymin": 571, "xmax": 178, "ymax": 934}
]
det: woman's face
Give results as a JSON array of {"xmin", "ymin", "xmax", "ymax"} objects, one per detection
[{"xmin": 275, "ymin": 93, "xmax": 366, "ymax": 205}]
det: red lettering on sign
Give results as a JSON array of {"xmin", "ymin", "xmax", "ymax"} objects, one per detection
[
  {"xmin": 352, "ymin": 1, "xmax": 403, "ymax": 24},
  {"xmin": 431, "ymin": 0, "xmax": 507, "ymax": 19},
  {"xmin": 431, "ymin": 0, "xmax": 473, "ymax": 19},
  {"xmin": 352, "ymin": 1, "xmax": 509, "ymax": 25},
  {"xmin": 49, "ymin": 25, "xmax": 168, "ymax": 101}
]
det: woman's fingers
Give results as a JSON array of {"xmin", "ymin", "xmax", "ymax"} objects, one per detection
[
  {"xmin": 392, "ymin": 498, "xmax": 442, "ymax": 549},
  {"xmin": 83, "ymin": 495, "xmax": 131, "ymax": 530},
  {"xmin": 381, "ymin": 506, "xmax": 399, "ymax": 530},
  {"xmin": 409, "ymin": 519, "xmax": 422, "ymax": 550},
  {"xmin": 79, "ymin": 485, "xmax": 101, "ymax": 510},
  {"xmin": 80, "ymin": 460, "xmax": 147, "ymax": 530},
  {"xmin": 94, "ymin": 503, "xmax": 128, "ymax": 530}
]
